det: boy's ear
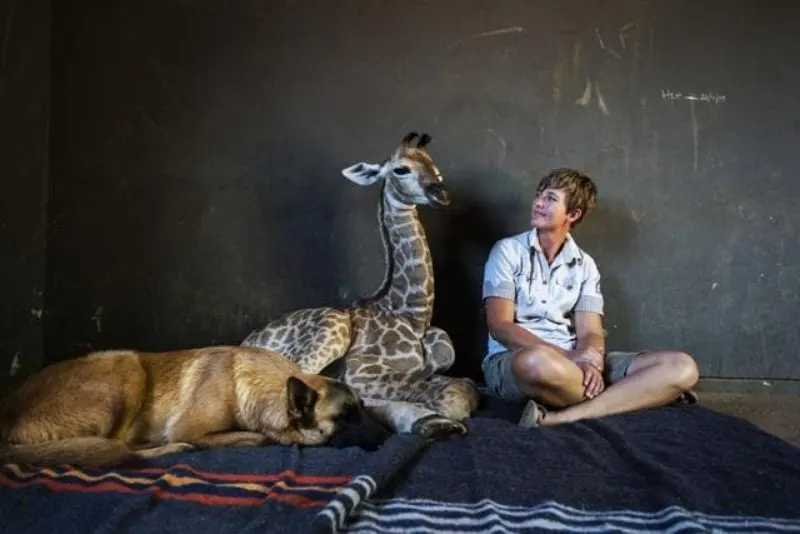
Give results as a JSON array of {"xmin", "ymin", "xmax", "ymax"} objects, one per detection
[
  {"xmin": 287, "ymin": 377, "xmax": 318, "ymax": 427},
  {"xmin": 318, "ymin": 356, "xmax": 348, "ymax": 381},
  {"xmin": 567, "ymin": 208, "xmax": 583, "ymax": 225}
]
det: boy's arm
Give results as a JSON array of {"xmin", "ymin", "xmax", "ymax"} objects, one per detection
[
  {"xmin": 571, "ymin": 311, "xmax": 606, "ymax": 369},
  {"xmin": 485, "ymin": 297, "xmax": 568, "ymax": 355},
  {"xmin": 568, "ymin": 256, "xmax": 606, "ymax": 369}
]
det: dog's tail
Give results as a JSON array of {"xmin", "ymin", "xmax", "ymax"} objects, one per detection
[{"xmin": 0, "ymin": 437, "xmax": 136, "ymax": 468}]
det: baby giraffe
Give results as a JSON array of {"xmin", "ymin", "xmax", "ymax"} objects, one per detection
[{"xmin": 243, "ymin": 132, "xmax": 479, "ymax": 440}]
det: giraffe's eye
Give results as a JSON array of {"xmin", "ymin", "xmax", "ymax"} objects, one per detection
[{"xmin": 393, "ymin": 166, "xmax": 411, "ymax": 176}]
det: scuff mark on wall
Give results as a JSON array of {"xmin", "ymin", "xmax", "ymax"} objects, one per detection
[
  {"xmin": 571, "ymin": 41, "xmax": 581, "ymax": 82},
  {"xmin": 92, "ymin": 306, "xmax": 104, "ymax": 333},
  {"xmin": 475, "ymin": 128, "xmax": 507, "ymax": 167},
  {"xmin": 552, "ymin": 48, "xmax": 566, "ymax": 107},
  {"xmin": 575, "ymin": 78, "xmax": 592, "ymax": 107},
  {"xmin": 9, "ymin": 352, "xmax": 21, "ymax": 376},
  {"xmin": 575, "ymin": 78, "xmax": 610, "ymax": 116},
  {"xmin": 446, "ymin": 26, "xmax": 524, "ymax": 51},
  {"xmin": 595, "ymin": 84, "xmax": 610, "ymax": 116},
  {"xmin": 619, "ymin": 22, "xmax": 634, "ymax": 51},
  {"xmin": 690, "ymin": 99, "xmax": 699, "ymax": 173}
]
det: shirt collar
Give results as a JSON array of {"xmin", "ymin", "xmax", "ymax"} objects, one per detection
[{"xmin": 528, "ymin": 228, "xmax": 581, "ymax": 267}]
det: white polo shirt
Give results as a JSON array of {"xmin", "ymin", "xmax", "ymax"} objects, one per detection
[{"xmin": 482, "ymin": 229, "xmax": 604, "ymax": 360}]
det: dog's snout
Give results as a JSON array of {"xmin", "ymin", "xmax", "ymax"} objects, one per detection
[{"xmin": 326, "ymin": 403, "xmax": 392, "ymax": 451}]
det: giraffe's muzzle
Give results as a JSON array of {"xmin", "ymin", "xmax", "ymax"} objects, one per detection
[{"xmin": 425, "ymin": 183, "xmax": 450, "ymax": 206}]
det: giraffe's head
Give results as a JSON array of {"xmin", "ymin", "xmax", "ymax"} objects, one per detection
[{"xmin": 341, "ymin": 132, "xmax": 450, "ymax": 207}]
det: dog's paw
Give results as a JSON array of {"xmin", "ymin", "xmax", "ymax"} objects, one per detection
[
  {"xmin": 134, "ymin": 442, "xmax": 196, "ymax": 459},
  {"xmin": 411, "ymin": 415, "xmax": 467, "ymax": 441},
  {"xmin": 169, "ymin": 442, "xmax": 198, "ymax": 454}
]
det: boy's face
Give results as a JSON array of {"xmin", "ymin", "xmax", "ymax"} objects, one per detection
[{"xmin": 530, "ymin": 187, "xmax": 582, "ymax": 231}]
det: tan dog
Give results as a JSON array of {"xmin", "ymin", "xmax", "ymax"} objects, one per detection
[{"xmin": 0, "ymin": 346, "xmax": 391, "ymax": 467}]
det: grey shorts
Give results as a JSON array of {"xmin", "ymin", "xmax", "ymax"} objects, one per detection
[{"xmin": 482, "ymin": 349, "xmax": 642, "ymax": 403}]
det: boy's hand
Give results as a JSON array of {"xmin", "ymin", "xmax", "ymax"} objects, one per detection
[
  {"xmin": 570, "ymin": 346, "xmax": 604, "ymax": 370},
  {"xmin": 577, "ymin": 361, "xmax": 605, "ymax": 399}
]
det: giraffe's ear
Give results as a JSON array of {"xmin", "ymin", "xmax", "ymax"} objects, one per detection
[{"xmin": 342, "ymin": 162, "xmax": 382, "ymax": 186}]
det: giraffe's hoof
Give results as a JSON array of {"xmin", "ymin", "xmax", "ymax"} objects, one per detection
[{"xmin": 411, "ymin": 415, "xmax": 467, "ymax": 441}]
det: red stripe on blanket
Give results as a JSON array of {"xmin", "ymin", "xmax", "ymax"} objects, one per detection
[
  {"xmin": 0, "ymin": 472, "xmax": 329, "ymax": 508},
  {"xmin": 127, "ymin": 464, "xmax": 353, "ymax": 485}
]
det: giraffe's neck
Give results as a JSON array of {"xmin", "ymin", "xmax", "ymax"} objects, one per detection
[{"xmin": 362, "ymin": 183, "xmax": 434, "ymax": 335}]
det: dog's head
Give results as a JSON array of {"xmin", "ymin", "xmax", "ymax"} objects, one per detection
[{"xmin": 286, "ymin": 357, "xmax": 392, "ymax": 451}]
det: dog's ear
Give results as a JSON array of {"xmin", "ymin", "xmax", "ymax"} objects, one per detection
[
  {"xmin": 317, "ymin": 357, "xmax": 348, "ymax": 381},
  {"xmin": 287, "ymin": 377, "xmax": 318, "ymax": 427}
]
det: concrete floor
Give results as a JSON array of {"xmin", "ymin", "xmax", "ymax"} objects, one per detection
[{"xmin": 698, "ymin": 391, "xmax": 800, "ymax": 448}]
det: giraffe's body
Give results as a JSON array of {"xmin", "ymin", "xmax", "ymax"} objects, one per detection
[{"xmin": 242, "ymin": 133, "xmax": 479, "ymax": 438}]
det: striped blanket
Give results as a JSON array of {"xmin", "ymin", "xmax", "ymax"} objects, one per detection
[{"xmin": 2, "ymin": 400, "xmax": 800, "ymax": 533}]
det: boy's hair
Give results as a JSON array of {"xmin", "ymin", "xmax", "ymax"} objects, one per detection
[{"xmin": 536, "ymin": 168, "xmax": 597, "ymax": 226}]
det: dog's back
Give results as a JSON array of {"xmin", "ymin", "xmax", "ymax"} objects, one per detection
[
  {"xmin": 1, "ymin": 352, "xmax": 143, "ymax": 443},
  {"xmin": 0, "ymin": 351, "xmax": 148, "ymax": 466},
  {"xmin": 133, "ymin": 346, "xmax": 295, "ymax": 445}
]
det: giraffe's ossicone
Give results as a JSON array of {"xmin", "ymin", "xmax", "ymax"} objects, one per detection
[{"xmin": 242, "ymin": 132, "xmax": 480, "ymax": 440}]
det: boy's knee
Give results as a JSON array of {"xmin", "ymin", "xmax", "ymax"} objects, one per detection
[
  {"xmin": 511, "ymin": 347, "xmax": 574, "ymax": 389},
  {"xmin": 672, "ymin": 351, "xmax": 699, "ymax": 390},
  {"xmin": 658, "ymin": 351, "xmax": 699, "ymax": 391}
]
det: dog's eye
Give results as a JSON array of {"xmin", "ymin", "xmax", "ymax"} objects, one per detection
[{"xmin": 393, "ymin": 166, "xmax": 411, "ymax": 176}]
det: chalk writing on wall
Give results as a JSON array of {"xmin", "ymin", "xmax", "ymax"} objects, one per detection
[{"xmin": 661, "ymin": 89, "xmax": 727, "ymax": 104}]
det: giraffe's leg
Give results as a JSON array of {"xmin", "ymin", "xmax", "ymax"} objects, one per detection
[
  {"xmin": 241, "ymin": 307, "xmax": 352, "ymax": 373},
  {"xmin": 415, "ymin": 374, "xmax": 481, "ymax": 422},
  {"xmin": 347, "ymin": 364, "xmax": 479, "ymax": 422},
  {"xmin": 344, "ymin": 358, "xmax": 469, "ymax": 440},
  {"xmin": 362, "ymin": 398, "xmax": 467, "ymax": 440},
  {"xmin": 421, "ymin": 326, "xmax": 455, "ymax": 373}
]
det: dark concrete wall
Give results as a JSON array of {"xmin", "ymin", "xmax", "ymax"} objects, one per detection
[
  {"xmin": 43, "ymin": 1, "xmax": 800, "ymax": 382},
  {"xmin": 0, "ymin": 0, "xmax": 49, "ymax": 389}
]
